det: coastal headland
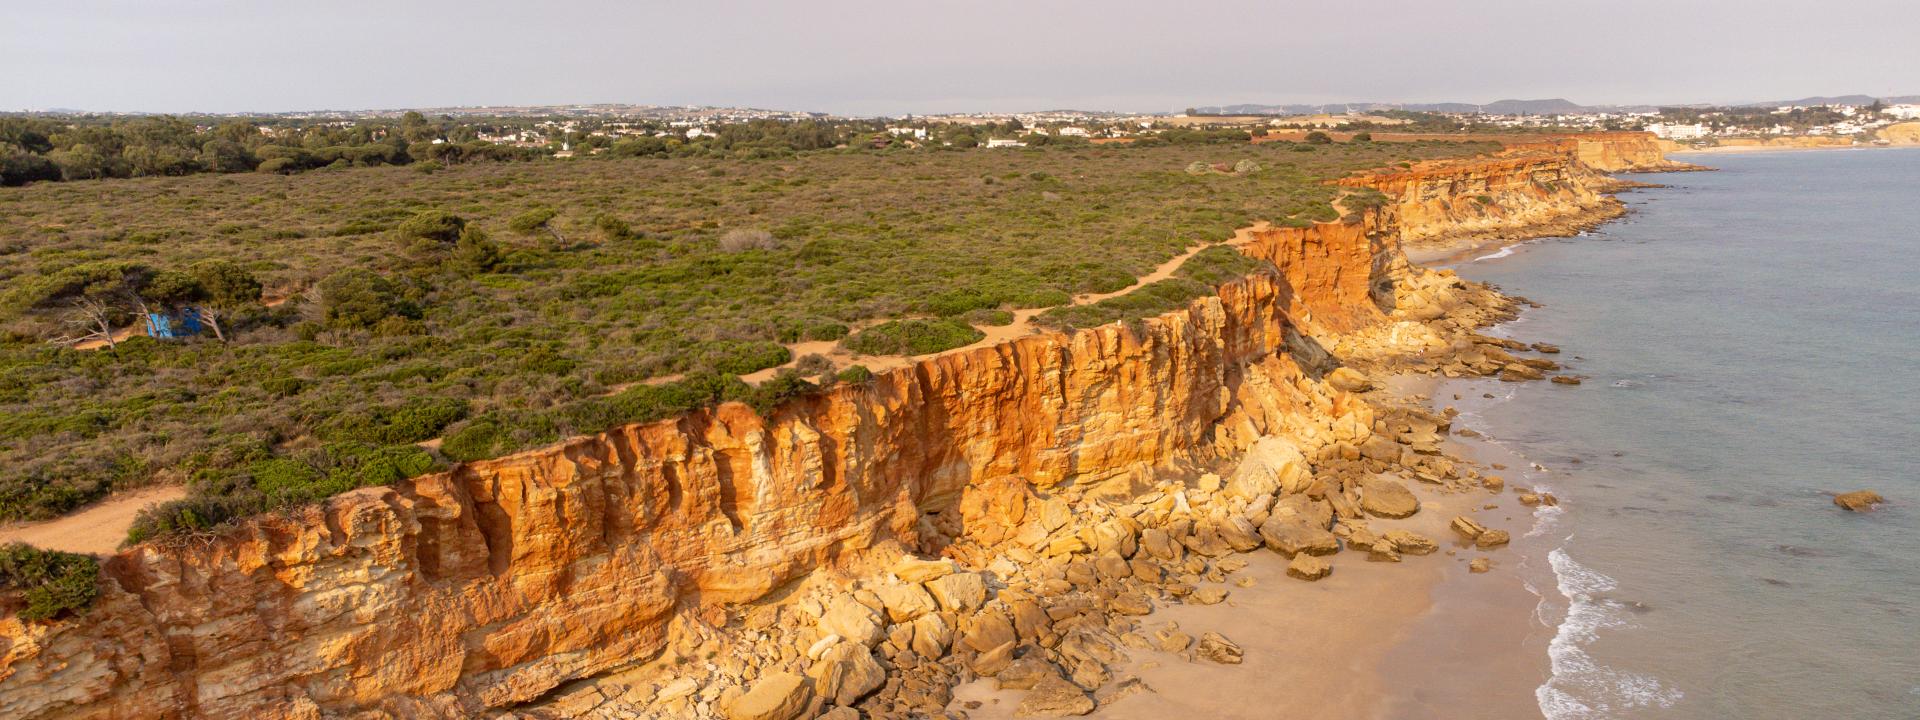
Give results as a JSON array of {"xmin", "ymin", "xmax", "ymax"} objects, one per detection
[{"xmin": 0, "ymin": 133, "xmax": 1683, "ymax": 720}]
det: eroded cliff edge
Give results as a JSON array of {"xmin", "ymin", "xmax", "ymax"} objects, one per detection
[{"xmin": 0, "ymin": 133, "xmax": 1672, "ymax": 720}]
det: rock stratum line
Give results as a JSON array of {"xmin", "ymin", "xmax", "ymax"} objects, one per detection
[{"xmin": 0, "ymin": 133, "xmax": 1666, "ymax": 720}]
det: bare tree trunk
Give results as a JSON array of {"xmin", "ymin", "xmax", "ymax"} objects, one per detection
[
  {"xmin": 68, "ymin": 296, "xmax": 118, "ymax": 349},
  {"xmin": 198, "ymin": 308, "xmax": 227, "ymax": 343}
]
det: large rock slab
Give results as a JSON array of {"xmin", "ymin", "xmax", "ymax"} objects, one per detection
[
  {"xmin": 1016, "ymin": 675, "xmax": 1095, "ymax": 717},
  {"xmin": 1259, "ymin": 517, "xmax": 1340, "ymax": 558},
  {"xmin": 726, "ymin": 672, "xmax": 812, "ymax": 720},
  {"xmin": 1359, "ymin": 477, "xmax": 1419, "ymax": 519},
  {"xmin": 1224, "ymin": 436, "xmax": 1312, "ymax": 500}
]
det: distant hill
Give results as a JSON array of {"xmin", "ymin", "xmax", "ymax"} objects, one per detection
[{"xmin": 1737, "ymin": 95, "xmax": 1920, "ymax": 107}]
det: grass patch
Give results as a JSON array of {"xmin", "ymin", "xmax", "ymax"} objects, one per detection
[
  {"xmin": 1032, "ymin": 279, "xmax": 1215, "ymax": 331},
  {"xmin": 842, "ymin": 319, "xmax": 985, "ymax": 356}
]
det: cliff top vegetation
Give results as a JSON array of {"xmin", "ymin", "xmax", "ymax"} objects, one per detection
[{"xmin": 0, "ymin": 137, "xmax": 1491, "ymax": 539}]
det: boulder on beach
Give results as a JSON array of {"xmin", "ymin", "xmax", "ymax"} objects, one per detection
[
  {"xmin": 1196, "ymin": 632, "xmax": 1244, "ymax": 664},
  {"xmin": 1327, "ymin": 367, "xmax": 1375, "ymax": 393},
  {"xmin": 725, "ymin": 672, "xmax": 813, "ymax": 720},
  {"xmin": 1833, "ymin": 490, "xmax": 1886, "ymax": 513},
  {"xmin": 1358, "ymin": 477, "xmax": 1419, "ymax": 519},
  {"xmin": 1016, "ymin": 675, "xmax": 1094, "ymax": 717},
  {"xmin": 1260, "ymin": 517, "xmax": 1340, "ymax": 557},
  {"xmin": 1286, "ymin": 554, "xmax": 1332, "ymax": 581}
]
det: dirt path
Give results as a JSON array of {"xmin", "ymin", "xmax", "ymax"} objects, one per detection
[
  {"xmin": 0, "ymin": 485, "xmax": 186, "ymax": 555},
  {"xmin": 71, "ymin": 323, "xmax": 144, "ymax": 351}
]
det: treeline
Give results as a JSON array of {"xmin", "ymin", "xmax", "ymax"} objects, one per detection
[
  {"xmin": 1653, "ymin": 104, "xmax": 1862, "ymax": 130},
  {"xmin": 0, "ymin": 112, "xmax": 541, "ymax": 186}
]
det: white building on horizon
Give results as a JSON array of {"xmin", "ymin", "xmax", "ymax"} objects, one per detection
[{"xmin": 1646, "ymin": 123, "xmax": 1709, "ymax": 141}]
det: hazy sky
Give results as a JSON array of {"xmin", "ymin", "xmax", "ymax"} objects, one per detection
[{"xmin": 5, "ymin": 0, "xmax": 1917, "ymax": 115}]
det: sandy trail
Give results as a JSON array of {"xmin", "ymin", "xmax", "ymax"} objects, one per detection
[{"xmin": 0, "ymin": 485, "xmax": 186, "ymax": 555}]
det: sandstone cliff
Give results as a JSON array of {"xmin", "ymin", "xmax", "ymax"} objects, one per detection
[
  {"xmin": 1334, "ymin": 141, "xmax": 1620, "ymax": 249},
  {"xmin": 1550, "ymin": 132, "xmax": 1708, "ymax": 172},
  {"xmin": 1879, "ymin": 122, "xmax": 1920, "ymax": 145},
  {"xmin": 0, "ymin": 135, "xmax": 1668, "ymax": 720}
]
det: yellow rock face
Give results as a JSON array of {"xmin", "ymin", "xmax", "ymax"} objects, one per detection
[{"xmin": 1881, "ymin": 122, "xmax": 1920, "ymax": 145}]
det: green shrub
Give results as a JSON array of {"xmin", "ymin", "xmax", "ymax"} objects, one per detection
[
  {"xmin": 316, "ymin": 269, "xmax": 420, "ymax": 330},
  {"xmin": 260, "ymin": 377, "xmax": 305, "ymax": 396},
  {"xmin": 837, "ymin": 365, "xmax": 874, "ymax": 383},
  {"xmin": 804, "ymin": 322, "xmax": 850, "ymax": 341},
  {"xmin": 449, "ymin": 226, "xmax": 503, "ymax": 274},
  {"xmin": 738, "ymin": 369, "xmax": 817, "ymax": 416},
  {"xmin": 964, "ymin": 308, "xmax": 1015, "ymax": 326},
  {"xmin": 508, "ymin": 208, "xmax": 560, "ymax": 236},
  {"xmin": 0, "ymin": 543, "xmax": 99, "ymax": 621},
  {"xmin": 1173, "ymin": 246, "xmax": 1265, "ymax": 286},
  {"xmin": 396, "ymin": 209, "xmax": 466, "ymax": 244},
  {"xmin": 1033, "ymin": 278, "xmax": 1212, "ymax": 331},
  {"xmin": 126, "ymin": 494, "xmax": 256, "ymax": 544},
  {"xmin": 317, "ymin": 397, "xmax": 467, "ymax": 445},
  {"xmin": 699, "ymin": 340, "xmax": 791, "ymax": 375},
  {"xmin": 124, "ymin": 443, "xmax": 440, "ymax": 545},
  {"xmin": 440, "ymin": 417, "xmax": 506, "ymax": 462},
  {"xmin": 842, "ymin": 319, "xmax": 984, "ymax": 356}
]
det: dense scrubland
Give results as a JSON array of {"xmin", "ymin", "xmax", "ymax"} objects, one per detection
[{"xmin": 0, "ymin": 137, "xmax": 1490, "ymax": 543}]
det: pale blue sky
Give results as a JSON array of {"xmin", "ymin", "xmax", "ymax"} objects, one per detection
[{"xmin": 4, "ymin": 0, "xmax": 1916, "ymax": 114}]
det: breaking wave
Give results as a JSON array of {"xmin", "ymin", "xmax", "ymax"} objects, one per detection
[{"xmin": 1536, "ymin": 549, "xmax": 1683, "ymax": 719}]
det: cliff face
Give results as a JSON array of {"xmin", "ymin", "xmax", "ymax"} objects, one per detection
[
  {"xmin": 0, "ymin": 136, "xmax": 1655, "ymax": 720},
  {"xmin": 1879, "ymin": 122, "xmax": 1920, "ymax": 145},
  {"xmin": 1552, "ymin": 131, "xmax": 1706, "ymax": 172},
  {"xmin": 1335, "ymin": 141, "xmax": 1617, "ymax": 248}
]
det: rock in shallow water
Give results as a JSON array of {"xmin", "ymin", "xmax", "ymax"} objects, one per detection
[{"xmin": 1833, "ymin": 490, "xmax": 1886, "ymax": 512}]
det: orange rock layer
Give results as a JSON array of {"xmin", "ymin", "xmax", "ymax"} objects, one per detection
[{"xmin": 0, "ymin": 133, "xmax": 1671, "ymax": 720}]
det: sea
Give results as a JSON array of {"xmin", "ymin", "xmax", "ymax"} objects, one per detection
[{"xmin": 1440, "ymin": 148, "xmax": 1920, "ymax": 719}]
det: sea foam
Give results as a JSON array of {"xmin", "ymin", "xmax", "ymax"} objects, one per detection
[{"xmin": 1536, "ymin": 549, "xmax": 1683, "ymax": 719}]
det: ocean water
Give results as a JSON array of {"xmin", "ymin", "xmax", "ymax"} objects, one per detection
[{"xmin": 1445, "ymin": 148, "xmax": 1920, "ymax": 719}]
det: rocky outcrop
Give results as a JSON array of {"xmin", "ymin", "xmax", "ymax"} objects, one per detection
[
  {"xmin": 1880, "ymin": 122, "xmax": 1920, "ymax": 146},
  {"xmin": 0, "ymin": 134, "xmax": 1671, "ymax": 719},
  {"xmin": 1337, "ymin": 141, "xmax": 1621, "ymax": 249},
  {"xmin": 1551, "ymin": 132, "xmax": 1709, "ymax": 173}
]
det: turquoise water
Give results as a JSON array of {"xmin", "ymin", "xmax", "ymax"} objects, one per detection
[{"xmin": 1447, "ymin": 149, "xmax": 1920, "ymax": 719}]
